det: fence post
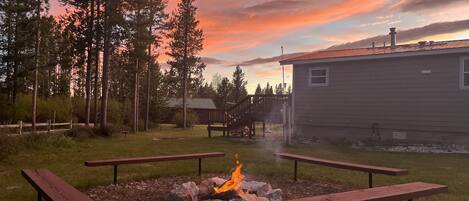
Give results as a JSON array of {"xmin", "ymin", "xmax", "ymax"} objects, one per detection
[
  {"xmin": 70, "ymin": 120, "xmax": 73, "ymax": 130},
  {"xmin": 47, "ymin": 120, "xmax": 51, "ymax": 133},
  {"xmin": 52, "ymin": 111, "xmax": 56, "ymax": 130},
  {"xmin": 19, "ymin": 121, "xmax": 23, "ymax": 135}
]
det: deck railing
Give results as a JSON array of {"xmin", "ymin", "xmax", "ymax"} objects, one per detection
[{"xmin": 208, "ymin": 94, "xmax": 291, "ymax": 130}]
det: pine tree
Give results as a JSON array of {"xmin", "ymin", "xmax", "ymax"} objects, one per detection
[
  {"xmin": 93, "ymin": 0, "xmax": 102, "ymax": 124},
  {"xmin": 264, "ymin": 82, "xmax": 273, "ymax": 95},
  {"xmin": 85, "ymin": 0, "xmax": 95, "ymax": 126},
  {"xmin": 100, "ymin": 0, "xmax": 113, "ymax": 129},
  {"xmin": 196, "ymin": 82, "xmax": 216, "ymax": 99},
  {"xmin": 166, "ymin": 0, "xmax": 205, "ymax": 129},
  {"xmin": 216, "ymin": 77, "xmax": 232, "ymax": 110},
  {"xmin": 32, "ymin": 0, "xmax": 47, "ymax": 133},
  {"xmin": 275, "ymin": 83, "xmax": 284, "ymax": 95},
  {"xmin": 231, "ymin": 65, "xmax": 247, "ymax": 102},
  {"xmin": 255, "ymin": 84, "xmax": 262, "ymax": 95}
]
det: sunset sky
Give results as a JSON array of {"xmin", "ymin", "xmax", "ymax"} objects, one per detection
[{"xmin": 49, "ymin": 0, "xmax": 469, "ymax": 93}]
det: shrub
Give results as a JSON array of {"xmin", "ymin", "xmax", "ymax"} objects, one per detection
[
  {"xmin": 172, "ymin": 110, "xmax": 199, "ymax": 128},
  {"xmin": 6, "ymin": 94, "xmax": 73, "ymax": 123},
  {"xmin": 92, "ymin": 125, "xmax": 119, "ymax": 137},
  {"xmin": 108, "ymin": 99, "xmax": 126, "ymax": 126},
  {"xmin": 66, "ymin": 127, "xmax": 95, "ymax": 139}
]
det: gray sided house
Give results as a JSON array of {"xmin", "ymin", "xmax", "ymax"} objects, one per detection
[{"xmin": 281, "ymin": 31, "xmax": 469, "ymax": 144}]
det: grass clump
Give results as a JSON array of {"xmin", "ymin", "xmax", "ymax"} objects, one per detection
[{"xmin": 0, "ymin": 135, "xmax": 20, "ymax": 161}]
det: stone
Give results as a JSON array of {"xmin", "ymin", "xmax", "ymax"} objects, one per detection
[
  {"xmin": 210, "ymin": 177, "xmax": 227, "ymax": 186},
  {"xmin": 232, "ymin": 194, "xmax": 269, "ymax": 201},
  {"xmin": 198, "ymin": 179, "xmax": 216, "ymax": 198},
  {"xmin": 165, "ymin": 182, "xmax": 199, "ymax": 201},
  {"xmin": 265, "ymin": 189, "xmax": 282, "ymax": 201},
  {"xmin": 241, "ymin": 181, "xmax": 272, "ymax": 197}
]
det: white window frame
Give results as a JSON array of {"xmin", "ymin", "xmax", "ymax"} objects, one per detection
[
  {"xmin": 308, "ymin": 67, "xmax": 329, "ymax": 87},
  {"xmin": 460, "ymin": 57, "xmax": 469, "ymax": 90}
]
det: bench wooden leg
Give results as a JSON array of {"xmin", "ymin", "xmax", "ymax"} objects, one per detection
[
  {"xmin": 262, "ymin": 121, "xmax": 265, "ymax": 137},
  {"xmin": 294, "ymin": 160, "xmax": 298, "ymax": 182},
  {"xmin": 113, "ymin": 165, "xmax": 118, "ymax": 185},
  {"xmin": 198, "ymin": 158, "xmax": 202, "ymax": 177},
  {"xmin": 369, "ymin": 172, "xmax": 373, "ymax": 188}
]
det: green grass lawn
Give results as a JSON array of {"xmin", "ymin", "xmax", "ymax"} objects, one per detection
[{"xmin": 1, "ymin": 125, "xmax": 468, "ymax": 200}]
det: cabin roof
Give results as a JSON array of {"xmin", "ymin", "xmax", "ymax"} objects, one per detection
[
  {"xmin": 166, "ymin": 98, "xmax": 217, "ymax": 110},
  {"xmin": 280, "ymin": 39, "xmax": 469, "ymax": 65}
]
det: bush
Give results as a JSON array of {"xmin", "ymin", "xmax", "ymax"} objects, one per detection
[
  {"xmin": 6, "ymin": 94, "xmax": 73, "ymax": 123},
  {"xmin": 66, "ymin": 127, "xmax": 96, "ymax": 139},
  {"xmin": 172, "ymin": 110, "xmax": 199, "ymax": 128},
  {"xmin": 92, "ymin": 125, "xmax": 120, "ymax": 137}
]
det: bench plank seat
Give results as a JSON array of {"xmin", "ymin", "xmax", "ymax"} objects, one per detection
[
  {"xmin": 22, "ymin": 169, "xmax": 92, "ymax": 201},
  {"xmin": 275, "ymin": 153, "xmax": 408, "ymax": 188},
  {"xmin": 275, "ymin": 153, "xmax": 408, "ymax": 176},
  {"xmin": 289, "ymin": 182, "xmax": 448, "ymax": 201},
  {"xmin": 85, "ymin": 152, "xmax": 225, "ymax": 184},
  {"xmin": 85, "ymin": 152, "xmax": 225, "ymax": 166}
]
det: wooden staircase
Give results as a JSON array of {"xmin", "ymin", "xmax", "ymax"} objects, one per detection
[{"xmin": 208, "ymin": 94, "xmax": 291, "ymax": 138}]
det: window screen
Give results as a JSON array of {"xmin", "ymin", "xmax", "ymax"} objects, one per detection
[{"xmin": 310, "ymin": 68, "xmax": 328, "ymax": 86}]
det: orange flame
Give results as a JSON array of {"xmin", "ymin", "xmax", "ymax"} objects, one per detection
[{"xmin": 213, "ymin": 154, "xmax": 245, "ymax": 195}]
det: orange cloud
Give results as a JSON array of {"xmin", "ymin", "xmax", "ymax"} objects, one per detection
[{"xmin": 197, "ymin": 0, "xmax": 388, "ymax": 54}]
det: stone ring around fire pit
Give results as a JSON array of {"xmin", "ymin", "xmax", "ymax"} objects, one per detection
[{"xmin": 165, "ymin": 177, "xmax": 282, "ymax": 201}]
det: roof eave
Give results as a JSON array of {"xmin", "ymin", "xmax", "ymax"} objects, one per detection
[{"xmin": 280, "ymin": 47, "xmax": 469, "ymax": 65}]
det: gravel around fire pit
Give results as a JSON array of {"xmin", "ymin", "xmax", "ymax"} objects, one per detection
[{"xmin": 86, "ymin": 175, "xmax": 353, "ymax": 201}]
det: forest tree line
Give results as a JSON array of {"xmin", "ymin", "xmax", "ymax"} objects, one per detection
[{"xmin": 0, "ymin": 0, "xmax": 289, "ymax": 131}]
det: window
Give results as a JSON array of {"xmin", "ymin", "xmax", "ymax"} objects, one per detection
[
  {"xmin": 462, "ymin": 58, "xmax": 469, "ymax": 89},
  {"xmin": 309, "ymin": 67, "xmax": 329, "ymax": 86}
]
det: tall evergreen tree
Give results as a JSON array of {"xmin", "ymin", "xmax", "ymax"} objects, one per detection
[
  {"xmin": 32, "ymin": 0, "xmax": 49, "ymax": 133},
  {"xmin": 93, "ymin": 0, "xmax": 102, "ymax": 124},
  {"xmin": 100, "ymin": 0, "xmax": 113, "ymax": 129},
  {"xmin": 255, "ymin": 84, "xmax": 262, "ymax": 95},
  {"xmin": 231, "ymin": 65, "xmax": 247, "ymax": 102},
  {"xmin": 216, "ymin": 77, "xmax": 232, "ymax": 110},
  {"xmin": 264, "ymin": 82, "xmax": 273, "ymax": 95},
  {"xmin": 166, "ymin": 0, "xmax": 205, "ymax": 129},
  {"xmin": 85, "ymin": 0, "xmax": 96, "ymax": 126},
  {"xmin": 275, "ymin": 83, "xmax": 284, "ymax": 95}
]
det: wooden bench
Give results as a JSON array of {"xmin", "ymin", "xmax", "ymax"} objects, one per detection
[
  {"xmin": 21, "ymin": 169, "xmax": 93, "ymax": 201},
  {"xmin": 289, "ymin": 182, "xmax": 447, "ymax": 201},
  {"xmin": 274, "ymin": 153, "xmax": 408, "ymax": 188},
  {"xmin": 85, "ymin": 152, "xmax": 225, "ymax": 184}
]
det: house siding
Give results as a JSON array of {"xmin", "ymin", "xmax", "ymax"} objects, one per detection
[{"xmin": 293, "ymin": 54, "xmax": 469, "ymax": 141}]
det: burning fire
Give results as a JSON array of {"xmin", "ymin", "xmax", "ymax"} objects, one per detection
[{"xmin": 213, "ymin": 154, "xmax": 245, "ymax": 195}]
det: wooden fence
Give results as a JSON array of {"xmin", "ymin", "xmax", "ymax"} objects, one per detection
[{"xmin": 0, "ymin": 121, "xmax": 95, "ymax": 135}]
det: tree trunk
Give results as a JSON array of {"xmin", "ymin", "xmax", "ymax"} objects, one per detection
[
  {"xmin": 85, "ymin": 0, "xmax": 95, "ymax": 126},
  {"xmin": 182, "ymin": 14, "xmax": 189, "ymax": 130},
  {"xmin": 94, "ymin": 0, "xmax": 101, "ymax": 124},
  {"xmin": 133, "ymin": 59, "xmax": 139, "ymax": 133},
  {"xmin": 145, "ymin": 26, "xmax": 152, "ymax": 131},
  {"xmin": 32, "ymin": 0, "xmax": 41, "ymax": 134},
  {"xmin": 182, "ymin": 69, "xmax": 187, "ymax": 129},
  {"xmin": 100, "ymin": 0, "xmax": 111, "ymax": 129}
]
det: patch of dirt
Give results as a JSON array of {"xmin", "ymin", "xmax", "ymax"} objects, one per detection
[{"xmin": 86, "ymin": 175, "xmax": 353, "ymax": 201}]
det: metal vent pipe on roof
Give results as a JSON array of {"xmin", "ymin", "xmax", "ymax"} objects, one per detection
[{"xmin": 389, "ymin": 27, "xmax": 397, "ymax": 48}]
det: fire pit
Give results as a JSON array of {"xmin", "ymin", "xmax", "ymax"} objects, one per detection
[{"xmin": 165, "ymin": 154, "xmax": 282, "ymax": 201}]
